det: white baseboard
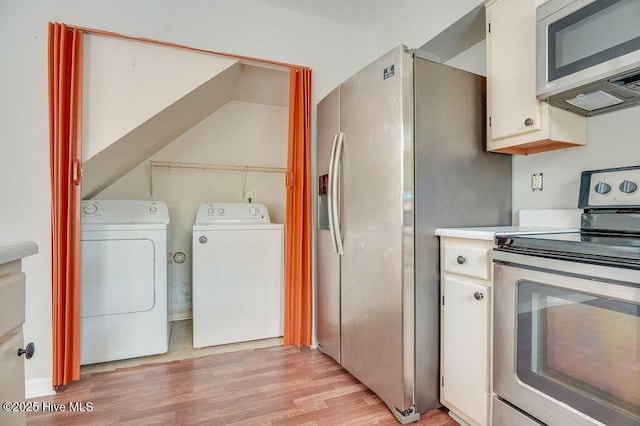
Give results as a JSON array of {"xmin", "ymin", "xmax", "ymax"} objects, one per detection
[
  {"xmin": 25, "ymin": 377, "xmax": 56, "ymax": 399},
  {"xmin": 169, "ymin": 309, "xmax": 192, "ymax": 322}
]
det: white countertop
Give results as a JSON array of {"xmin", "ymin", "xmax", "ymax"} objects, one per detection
[
  {"xmin": 0, "ymin": 241, "xmax": 39, "ymax": 264},
  {"xmin": 435, "ymin": 208, "xmax": 582, "ymax": 241},
  {"xmin": 435, "ymin": 225, "xmax": 576, "ymax": 241}
]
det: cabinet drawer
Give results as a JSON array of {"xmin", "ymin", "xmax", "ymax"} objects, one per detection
[
  {"xmin": 443, "ymin": 245, "xmax": 490, "ymax": 280},
  {"xmin": 0, "ymin": 273, "xmax": 25, "ymax": 340}
]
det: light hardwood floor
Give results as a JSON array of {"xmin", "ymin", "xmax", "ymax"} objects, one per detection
[{"xmin": 27, "ymin": 344, "xmax": 457, "ymax": 425}]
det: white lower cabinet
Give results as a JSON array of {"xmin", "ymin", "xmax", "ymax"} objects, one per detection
[
  {"xmin": 0, "ymin": 267, "xmax": 27, "ymax": 426},
  {"xmin": 0, "ymin": 242, "xmax": 38, "ymax": 426},
  {"xmin": 439, "ymin": 237, "xmax": 494, "ymax": 426},
  {"xmin": 0, "ymin": 329, "xmax": 26, "ymax": 426}
]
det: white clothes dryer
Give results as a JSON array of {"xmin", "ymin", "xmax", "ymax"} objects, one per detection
[
  {"xmin": 192, "ymin": 203, "xmax": 284, "ymax": 348},
  {"xmin": 80, "ymin": 200, "xmax": 170, "ymax": 365}
]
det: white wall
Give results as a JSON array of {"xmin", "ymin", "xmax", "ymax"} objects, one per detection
[
  {"xmin": 445, "ymin": 40, "xmax": 486, "ymax": 77},
  {"xmin": 96, "ymin": 101, "xmax": 289, "ymax": 317},
  {"xmin": 0, "ymin": 0, "xmax": 377, "ymax": 395},
  {"xmin": 512, "ymin": 106, "xmax": 640, "ymax": 222},
  {"xmin": 375, "ymin": 0, "xmax": 485, "ymax": 55}
]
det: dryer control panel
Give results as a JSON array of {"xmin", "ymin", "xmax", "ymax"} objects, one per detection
[
  {"xmin": 195, "ymin": 203, "xmax": 271, "ymax": 225},
  {"xmin": 81, "ymin": 200, "xmax": 170, "ymax": 224}
]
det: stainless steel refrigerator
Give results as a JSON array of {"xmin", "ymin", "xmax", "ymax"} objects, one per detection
[{"xmin": 316, "ymin": 45, "xmax": 512, "ymax": 423}]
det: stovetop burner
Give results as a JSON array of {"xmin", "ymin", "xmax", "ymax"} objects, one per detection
[{"xmin": 496, "ymin": 165, "xmax": 640, "ymax": 269}]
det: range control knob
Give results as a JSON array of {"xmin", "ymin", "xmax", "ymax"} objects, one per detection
[
  {"xmin": 82, "ymin": 204, "xmax": 98, "ymax": 215},
  {"xmin": 619, "ymin": 180, "xmax": 638, "ymax": 194},
  {"xmin": 594, "ymin": 181, "xmax": 612, "ymax": 194}
]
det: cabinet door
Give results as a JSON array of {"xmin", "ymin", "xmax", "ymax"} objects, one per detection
[
  {"xmin": 0, "ymin": 330, "xmax": 26, "ymax": 426},
  {"xmin": 442, "ymin": 276, "xmax": 490, "ymax": 426},
  {"xmin": 486, "ymin": 0, "xmax": 541, "ymax": 141}
]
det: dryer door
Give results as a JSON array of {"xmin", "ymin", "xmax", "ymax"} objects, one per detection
[{"xmin": 81, "ymin": 238, "xmax": 156, "ymax": 317}]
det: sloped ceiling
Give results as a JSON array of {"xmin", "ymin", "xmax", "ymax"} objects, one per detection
[
  {"xmin": 233, "ymin": 65, "xmax": 289, "ymax": 107},
  {"xmin": 82, "ymin": 60, "xmax": 289, "ymax": 199}
]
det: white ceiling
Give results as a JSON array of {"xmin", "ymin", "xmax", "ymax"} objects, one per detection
[{"xmin": 250, "ymin": 0, "xmax": 409, "ymax": 32}]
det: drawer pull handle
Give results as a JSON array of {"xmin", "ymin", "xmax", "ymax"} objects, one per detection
[
  {"xmin": 456, "ymin": 256, "xmax": 466, "ymax": 265},
  {"xmin": 18, "ymin": 342, "xmax": 35, "ymax": 360},
  {"xmin": 474, "ymin": 292, "xmax": 484, "ymax": 301}
]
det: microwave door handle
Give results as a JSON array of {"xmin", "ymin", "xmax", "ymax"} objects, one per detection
[
  {"xmin": 327, "ymin": 133, "xmax": 339, "ymax": 254},
  {"xmin": 332, "ymin": 132, "xmax": 344, "ymax": 256}
]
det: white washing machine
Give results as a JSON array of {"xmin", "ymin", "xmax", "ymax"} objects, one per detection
[
  {"xmin": 80, "ymin": 200, "xmax": 170, "ymax": 365},
  {"xmin": 192, "ymin": 203, "xmax": 284, "ymax": 348}
]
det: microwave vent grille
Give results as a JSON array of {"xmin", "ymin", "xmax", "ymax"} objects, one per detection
[{"xmin": 564, "ymin": 90, "xmax": 624, "ymax": 112}]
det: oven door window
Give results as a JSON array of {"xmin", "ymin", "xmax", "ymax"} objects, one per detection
[{"xmin": 516, "ymin": 281, "xmax": 639, "ymax": 425}]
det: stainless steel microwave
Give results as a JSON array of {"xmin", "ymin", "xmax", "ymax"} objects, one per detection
[{"xmin": 536, "ymin": 0, "xmax": 640, "ymax": 116}]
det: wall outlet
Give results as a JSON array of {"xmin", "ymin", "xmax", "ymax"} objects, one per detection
[
  {"xmin": 244, "ymin": 191, "xmax": 254, "ymax": 202},
  {"xmin": 531, "ymin": 173, "xmax": 543, "ymax": 191}
]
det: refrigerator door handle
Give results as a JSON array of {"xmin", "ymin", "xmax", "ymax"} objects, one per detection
[
  {"xmin": 327, "ymin": 133, "xmax": 339, "ymax": 254},
  {"xmin": 332, "ymin": 132, "xmax": 345, "ymax": 255}
]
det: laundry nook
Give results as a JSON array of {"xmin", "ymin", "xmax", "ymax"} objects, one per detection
[{"xmin": 73, "ymin": 33, "xmax": 289, "ymax": 367}]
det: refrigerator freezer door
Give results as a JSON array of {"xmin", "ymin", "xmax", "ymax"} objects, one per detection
[
  {"xmin": 316, "ymin": 87, "xmax": 341, "ymax": 363},
  {"xmin": 339, "ymin": 46, "xmax": 416, "ymax": 416}
]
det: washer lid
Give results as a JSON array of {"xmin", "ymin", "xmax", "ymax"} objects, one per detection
[
  {"xmin": 195, "ymin": 203, "xmax": 271, "ymax": 225},
  {"xmin": 81, "ymin": 200, "xmax": 170, "ymax": 225}
]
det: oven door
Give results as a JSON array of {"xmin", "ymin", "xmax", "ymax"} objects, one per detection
[{"xmin": 493, "ymin": 251, "xmax": 640, "ymax": 426}]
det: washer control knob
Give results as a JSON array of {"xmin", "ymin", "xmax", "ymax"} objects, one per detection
[
  {"xmin": 207, "ymin": 208, "xmax": 215, "ymax": 214},
  {"xmin": 594, "ymin": 181, "xmax": 611, "ymax": 194},
  {"xmin": 217, "ymin": 208, "xmax": 225, "ymax": 215},
  {"xmin": 619, "ymin": 180, "xmax": 638, "ymax": 194},
  {"xmin": 83, "ymin": 204, "xmax": 98, "ymax": 215},
  {"xmin": 249, "ymin": 206, "xmax": 259, "ymax": 216},
  {"xmin": 199, "ymin": 236, "xmax": 207, "ymax": 244},
  {"xmin": 149, "ymin": 206, "xmax": 157, "ymax": 213}
]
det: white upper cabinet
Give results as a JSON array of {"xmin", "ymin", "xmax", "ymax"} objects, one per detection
[{"xmin": 485, "ymin": 0, "xmax": 587, "ymax": 155}]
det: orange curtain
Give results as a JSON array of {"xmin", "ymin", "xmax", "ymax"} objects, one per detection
[
  {"xmin": 48, "ymin": 22, "xmax": 84, "ymax": 387},
  {"xmin": 47, "ymin": 22, "xmax": 311, "ymax": 367},
  {"xmin": 283, "ymin": 68, "xmax": 313, "ymax": 346}
]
